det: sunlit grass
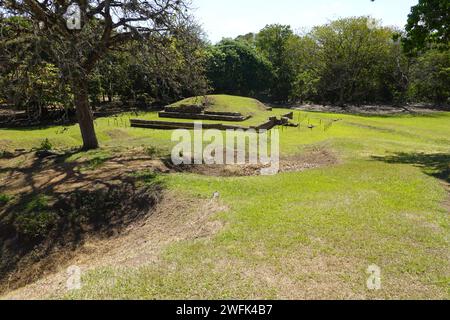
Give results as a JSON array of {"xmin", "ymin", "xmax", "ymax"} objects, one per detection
[{"xmin": 1, "ymin": 109, "xmax": 449, "ymax": 299}]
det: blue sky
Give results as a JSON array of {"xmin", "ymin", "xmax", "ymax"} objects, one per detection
[{"xmin": 191, "ymin": 0, "xmax": 419, "ymax": 43}]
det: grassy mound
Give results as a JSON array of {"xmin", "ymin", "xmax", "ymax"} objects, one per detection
[{"xmin": 169, "ymin": 95, "xmax": 269, "ymax": 117}]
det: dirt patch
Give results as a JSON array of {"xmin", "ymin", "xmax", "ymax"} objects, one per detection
[
  {"xmin": 164, "ymin": 149, "xmax": 338, "ymax": 177},
  {"xmin": 280, "ymin": 149, "xmax": 338, "ymax": 173},
  {"xmin": 293, "ymin": 103, "xmax": 450, "ymax": 115},
  {"xmin": 0, "ymin": 147, "xmax": 337, "ymax": 190}
]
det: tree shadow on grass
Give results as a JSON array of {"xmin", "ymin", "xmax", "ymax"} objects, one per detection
[
  {"xmin": 372, "ymin": 152, "xmax": 450, "ymax": 183},
  {"xmin": 0, "ymin": 149, "xmax": 165, "ymax": 293}
]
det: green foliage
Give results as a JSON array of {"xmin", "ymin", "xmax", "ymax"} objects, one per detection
[
  {"xmin": 409, "ymin": 49, "xmax": 450, "ymax": 103},
  {"xmin": 145, "ymin": 146, "xmax": 163, "ymax": 159},
  {"xmin": 256, "ymin": 24, "xmax": 296, "ymax": 101},
  {"xmin": 0, "ymin": 193, "xmax": 12, "ymax": 206},
  {"xmin": 87, "ymin": 157, "xmax": 108, "ymax": 170},
  {"xmin": 25, "ymin": 194, "xmax": 50, "ymax": 212},
  {"xmin": 1, "ymin": 10, "xmax": 449, "ymax": 115},
  {"xmin": 403, "ymin": 0, "xmax": 450, "ymax": 54},
  {"xmin": 235, "ymin": 33, "xmax": 257, "ymax": 46},
  {"xmin": 90, "ymin": 29, "xmax": 208, "ymax": 105},
  {"xmin": 206, "ymin": 18, "xmax": 434, "ymax": 106},
  {"xmin": 82, "ymin": 154, "xmax": 111, "ymax": 171},
  {"xmin": 206, "ymin": 39, "xmax": 273, "ymax": 98},
  {"xmin": 0, "ymin": 13, "xmax": 207, "ymax": 124},
  {"xmin": 302, "ymin": 17, "xmax": 407, "ymax": 105},
  {"xmin": 38, "ymin": 138, "xmax": 53, "ymax": 151},
  {"xmin": 15, "ymin": 195, "xmax": 57, "ymax": 238},
  {"xmin": 0, "ymin": 16, "xmax": 72, "ymax": 111}
]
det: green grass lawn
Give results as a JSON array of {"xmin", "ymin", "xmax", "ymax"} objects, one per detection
[{"xmin": 1, "ymin": 109, "xmax": 449, "ymax": 299}]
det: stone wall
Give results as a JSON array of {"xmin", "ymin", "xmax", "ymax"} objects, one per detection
[
  {"xmin": 158, "ymin": 112, "xmax": 250, "ymax": 122},
  {"xmin": 130, "ymin": 117, "xmax": 279, "ymax": 132},
  {"xmin": 130, "ymin": 119, "xmax": 247, "ymax": 131}
]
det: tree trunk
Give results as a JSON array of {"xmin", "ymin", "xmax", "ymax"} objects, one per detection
[{"xmin": 72, "ymin": 79, "xmax": 99, "ymax": 150}]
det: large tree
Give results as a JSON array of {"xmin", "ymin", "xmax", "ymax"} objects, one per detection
[
  {"xmin": 206, "ymin": 39, "xmax": 273, "ymax": 98},
  {"xmin": 306, "ymin": 17, "xmax": 403, "ymax": 105},
  {"xmin": 409, "ymin": 49, "xmax": 450, "ymax": 104},
  {"xmin": 403, "ymin": 0, "xmax": 450, "ymax": 54},
  {"xmin": 256, "ymin": 24, "xmax": 295, "ymax": 102},
  {"xmin": 0, "ymin": 16, "xmax": 71, "ymax": 117},
  {"xmin": 1, "ymin": 0, "xmax": 191, "ymax": 150}
]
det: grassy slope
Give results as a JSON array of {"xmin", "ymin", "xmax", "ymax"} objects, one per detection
[
  {"xmin": 170, "ymin": 94, "xmax": 268, "ymax": 115},
  {"xmin": 168, "ymin": 94, "xmax": 283, "ymax": 126},
  {"xmin": 1, "ymin": 109, "xmax": 449, "ymax": 299}
]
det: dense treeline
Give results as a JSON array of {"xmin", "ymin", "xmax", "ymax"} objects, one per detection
[
  {"xmin": 0, "ymin": 16, "xmax": 208, "ymax": 111},
  {"xmin": 1, "ymin": 1, "xmax": 449, "ymax": 116},
  {"xmin": 87, "ymin": 26, "xmax": 209, "ymax": 107},
  {"xmin": 207, "ymin": 16, "xmax": 449, "ymax": 106}
]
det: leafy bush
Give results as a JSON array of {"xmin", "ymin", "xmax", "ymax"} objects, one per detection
[
  {"xmin": 38, "ymin": 138, "xmax": 53, "ymax": 151},
  {"xmin": 24, "ymin": 195, "xmax": 49, "ymax": 211},
  {"xmin": 0, "ymin": 193, "xmax": 12, "ymax": 206},
  {"xmin": 15, "ymin": 211, "xmax": 58, "ymax": 238}
]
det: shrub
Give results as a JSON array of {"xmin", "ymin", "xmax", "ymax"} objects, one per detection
[
  {"xmin": 38, "ymin": 138, "xmax": 53, "ymax": 151},
  {"xmin": 0, "ymin": 193, "xmax": 12, "ymax": 206},
  {"xmin": 25, "ymin": 195, "xmax": 50, "ymax": 212},
  {"xmin": 15, "ymin": 211, "xmax": 58, "ymax": 238}
]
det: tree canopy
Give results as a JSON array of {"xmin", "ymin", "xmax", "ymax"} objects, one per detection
[
  {"xmin": 0, "ymin": 0, "xmax": 196, "ymax": 150},
  {"xmin": 403, "ymin": 0, "xmax": 450, "ymax": 54},
  {"xmin": 206, "ymin": 39, "xmax": 272, "ymax": 98}
]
